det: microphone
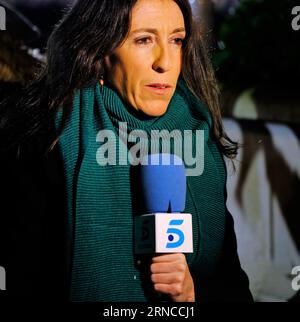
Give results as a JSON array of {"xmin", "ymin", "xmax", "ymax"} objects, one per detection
[{"xmin": 134, "ymin": 153, "xmax": 193, "ymax": 254}]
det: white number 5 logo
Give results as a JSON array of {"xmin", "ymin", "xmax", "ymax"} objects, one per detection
[{"xmin": 166, "ymin": 219, "xmax": 185, "ymax": 248}]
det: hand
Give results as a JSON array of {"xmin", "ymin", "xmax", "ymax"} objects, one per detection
[{"xmin": 150, "ymin": 253, "xmax": 195, "ymax": 302}]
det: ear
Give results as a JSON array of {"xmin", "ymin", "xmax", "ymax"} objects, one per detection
[{"xmin": 103, "ymin": 55, "xmax": 112, "ymax": 70}]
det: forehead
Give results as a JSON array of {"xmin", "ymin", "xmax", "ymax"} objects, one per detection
[{"xmin": 131, "ymin": 0, "xmax": 185, "ymax": 28}]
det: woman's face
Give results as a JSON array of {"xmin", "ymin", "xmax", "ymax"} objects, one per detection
[{"xmin": 104, "ymin": 0, "xmax": 186, "ymax": 117}]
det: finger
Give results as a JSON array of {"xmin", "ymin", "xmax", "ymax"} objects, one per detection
[
  {"xmin": 150, "ymin": 262, "xmax": 186, "ymax": 274},
  {"xmin": 151, "ymin": 262, "xmax": 173, "ymax": 274},
  {"xmin": 154, "ymin": 283, "xmax": 183, "ymax": 297},
  {"xmin": 152, "ymin": 253, "xmax": 185, "ymax": 263},
  {"xmin": 151, "ymin": 272, "xmax": 184, "ymax": 284}
]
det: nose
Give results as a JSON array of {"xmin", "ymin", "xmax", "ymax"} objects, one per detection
[{"xmin": 152, "ymin": 42, "xmax": 172, "ymax": 73}]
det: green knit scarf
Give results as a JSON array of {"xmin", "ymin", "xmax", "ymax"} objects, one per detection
[{"xmin": 56, "ymin": 78, "xmax": 227, "ymax": 302}]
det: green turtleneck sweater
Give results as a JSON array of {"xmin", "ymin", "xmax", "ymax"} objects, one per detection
[{"xmin": 56, "ymin": 78, "xmax": 227, "ymax": 302}]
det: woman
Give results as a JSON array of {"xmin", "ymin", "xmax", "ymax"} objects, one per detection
[{"xmin": 0, "ymin": 0, "xmax": 253, "ymax": 302}]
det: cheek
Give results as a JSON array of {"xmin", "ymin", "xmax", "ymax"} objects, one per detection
[
  {"xmin": 121, "ymin": 55, "xmax": 149, "ymax": 87},
  {"xmin": 176, "ymin": 54, "xmax": 183, "ymax": 73}
]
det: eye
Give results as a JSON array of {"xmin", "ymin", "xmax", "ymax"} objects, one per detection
[
  {"xmin": 173, "ymin": 38, "xmax": 185, "ymax": 45},
  {"xmin": 135, "ymin": 37, "xmax": 152, "ymax": 45}
]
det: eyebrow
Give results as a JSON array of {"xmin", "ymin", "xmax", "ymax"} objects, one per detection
[{"xmin": 130, "ymin": 27, "xmax": 186, "ymax": 35}]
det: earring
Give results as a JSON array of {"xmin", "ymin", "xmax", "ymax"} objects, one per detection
[{"xmin": 100, "ymin": 75, "xmax": 104, "ymax": 86}]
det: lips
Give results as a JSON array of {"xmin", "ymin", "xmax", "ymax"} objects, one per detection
[
  {"xmin": 145, "ymin": 83, "xmax": 172, "ymax": 95},
  {"xmin": 147, "ymin": 83, "xmax": 172, "ymax": 89}
]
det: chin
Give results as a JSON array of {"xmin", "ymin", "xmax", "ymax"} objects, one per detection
[{"xmin": 142, "ymin": 103, "xmax": 169, "ymax": 117}]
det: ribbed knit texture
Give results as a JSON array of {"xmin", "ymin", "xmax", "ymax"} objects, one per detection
[{"xmin": 56, "ymin": 78, "xmax": 227, "ymax": 301}]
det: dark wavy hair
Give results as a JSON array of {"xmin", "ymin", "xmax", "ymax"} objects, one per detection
[{"xmin": 1, "ymin": 0, "xmax": 238, "ymax": 158}]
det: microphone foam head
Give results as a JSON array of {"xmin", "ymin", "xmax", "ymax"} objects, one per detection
[{"xmin": 139, "ymin": 153, "xmax": 186, "ymax": 213}]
